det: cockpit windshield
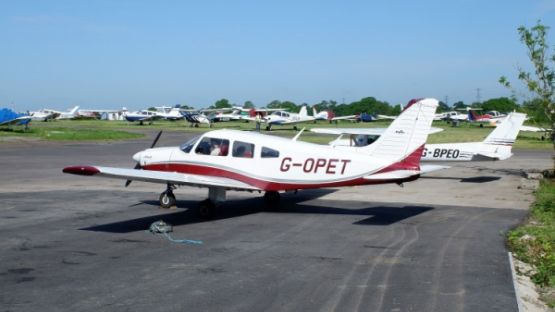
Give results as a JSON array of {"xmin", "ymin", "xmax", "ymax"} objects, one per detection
[{"xmin": 180, "ymin": 135, "xmax": 201, "ymax": 153}]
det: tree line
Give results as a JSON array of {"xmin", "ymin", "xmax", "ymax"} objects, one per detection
[{"xmin": 197, "ymin": 96, "xmax": 548, "ymax": 123}]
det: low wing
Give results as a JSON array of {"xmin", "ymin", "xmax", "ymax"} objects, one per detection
[
  {"xmin": 0, "ymin": 116, "xmax": 32, "ymax": 126},
  {"xmin": 376, "ymin": 114, "xmax": 397, "ymax": 120},
  {"xmin": 519, "ymin": 125, "xmax": 551, "ymax": 132},
  {"xmin": 310, "ymin": 127, "xmax": 443, "ymax": 136},
  {"xmin": 331, "ymin": 115, "xmax": 357, "ymax": 121},
  {"xmin": 63, "ymin": 166, "xmax": 262, "ymax": 191}
]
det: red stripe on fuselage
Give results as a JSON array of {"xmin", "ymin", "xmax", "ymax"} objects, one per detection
[{"xmin": 142, "ymin": 163, "xmax": 417, "ymax": 191}]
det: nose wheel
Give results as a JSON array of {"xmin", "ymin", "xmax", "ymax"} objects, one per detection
[{"xmin": 159, "ymin": 184, "xmax": 177, "ymax": 209}]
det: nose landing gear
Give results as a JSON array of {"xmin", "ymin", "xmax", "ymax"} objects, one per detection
[{"xmin": 159, "ymin": 184, "xmax": 176, "ymax": 209}]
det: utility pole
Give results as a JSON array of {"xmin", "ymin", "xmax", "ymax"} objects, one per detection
[{"xmin": 476, "ymin": 88, "xmax": 481, "ymax": 104}]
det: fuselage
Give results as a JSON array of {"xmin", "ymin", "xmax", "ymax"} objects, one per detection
[{"xmin": 134, "ymin": 129, "xmax": 404, "ymax": 191}]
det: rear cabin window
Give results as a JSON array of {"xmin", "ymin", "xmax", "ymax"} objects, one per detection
[
  {"xmin": 261, "ymin": 147, "xmax": 279, "ymax": 158},
  {"xmin": 195, "ymin": 137, "xmax": 230, "ymax": 156},
  {"xmin": 232, "ymin": 141, "xmax": 254, "ymax": 158}
]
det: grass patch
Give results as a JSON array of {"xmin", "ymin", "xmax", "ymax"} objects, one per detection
[
  {"xmin": 507, "ymin": 179, "xmax": 555, "ymax": 306},
  {"xmin": 0, "ymin": 126, "xmax": 143, "ymax": 141},
  {"xmin": 0, "ymin": 119, "xmax": 552, "ymax": 149}
]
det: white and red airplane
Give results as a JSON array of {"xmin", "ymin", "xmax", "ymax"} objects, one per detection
[
  {"xmin": 63, "ymin": 98, "xmax": 439, "ymax": 218},
  {"xmin": 262, "ymin": 106, "xmax": 316, "ymax": 130},
  {"xmin": 313, "ymin": 112, "xmax": 526, "ymax": 162}
]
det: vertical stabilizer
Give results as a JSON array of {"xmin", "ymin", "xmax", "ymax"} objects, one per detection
[
  {"xmin": 363, "ymin": 98, "xmax": 438, "ymax": 162},
  {"xmin": 484, "ymin": 112, "xmax": 526, "ymax": 145},
  {"xmin": 299, "ymin": 106, "xmax": 308, "ymax": 118}
]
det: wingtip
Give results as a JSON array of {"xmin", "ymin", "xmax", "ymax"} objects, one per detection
[{"xmin": 63, "ymin": 166, "xmax": 100, "ymax": 176}]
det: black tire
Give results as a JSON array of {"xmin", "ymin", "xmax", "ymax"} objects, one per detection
[
  {"xmin": 263, "ymin": 191, "xmax": 281, "ymax": 209},
  {"xmin": 159, "ymin": 191, "xmax": 176, "ymax": 209},
  {"xmin": 198, "ymin": 199, "xmax": 216, "ymax": 219}
]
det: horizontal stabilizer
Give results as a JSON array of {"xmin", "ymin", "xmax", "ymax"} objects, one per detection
[
  {"xmin": 471, "ymin": 152, "xmax": 512, "ymax": 161},
  {"xmin": 420, "ymin": 164, "xmax": 450, "ymax": 174}
]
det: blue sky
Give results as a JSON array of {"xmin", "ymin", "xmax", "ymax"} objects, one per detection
[{"xmin": 1, "ymin": 0, "xmax": 555, "ymax": 111}]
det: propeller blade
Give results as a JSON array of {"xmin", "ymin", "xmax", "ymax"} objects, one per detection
[
  {"xmin": 150, "ymin": 130, "xmax": 163, "ymax": 148},
  {"xmin": 126, "ymin": 130, "xmax": 163, "ymax": 187}
]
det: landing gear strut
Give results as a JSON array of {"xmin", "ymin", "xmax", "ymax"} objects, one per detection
[
  {"xmin": 159, "ymin": 184, "xmax": 176, "ymax": 209},
  {"xmin": 197, "ymin": 187, "xmax": 226, "ymax": 219}
]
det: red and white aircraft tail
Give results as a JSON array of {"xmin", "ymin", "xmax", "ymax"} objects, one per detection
[
  {"xmin": 363, "ymin": 98, "xmax": 437, "ymax": 161},
  {"xmin": 362, "ymin": 98, "xmax": 438, "ymax": 179}
]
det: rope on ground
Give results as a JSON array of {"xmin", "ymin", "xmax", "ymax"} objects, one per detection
[{"xmin": 148, "ymin": 220, "xmax": 203, "ymax": 245}]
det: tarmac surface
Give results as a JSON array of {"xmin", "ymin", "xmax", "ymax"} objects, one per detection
[{"xmin": 1, "ymin": 131, "xmax": 553, "ymax": 312}]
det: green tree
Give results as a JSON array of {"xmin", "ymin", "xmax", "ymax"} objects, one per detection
[
  {"xmin": 213, "ymin": 99, "xmax": 232, "ymax": 109},
  {"xmin": 452, "ymin": 101, "xmax": 468, "ymax": 110},
  {"xmin": 438, "ymin": 101, "xmax": 450, "ymax": 113},
  {"xmin": 480, "ymin": 97, "xmax": 519, "ymax": 113},
  {"xmin": 266, "ymin": 100, "xmax": 298, "ymax": 112},
  {"xmin": 243, "ymin": 101, "xmax": 254, "ymax": 109},
  {"xmin": 500, "ymin": 21, "xmax": 555, "ymax": 148}
]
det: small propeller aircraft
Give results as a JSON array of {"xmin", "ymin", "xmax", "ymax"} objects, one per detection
[
  {"xmin": 262, "ymin": 106, "xmax": 317, "ymax": 130},
  {"xmin": 0, "ymin": 108, "xmax": 32, "ymax": 128},
  {"xmin": 63, "ymin": 98, "xmax": 439, "ymax": 218},
  {"xmin": 313, "ymin": 112, "xmax": 526, "ymax": 162},
  {"xmin": 124, "ymin": 110, "xmax": 164, "ymax": 125}
]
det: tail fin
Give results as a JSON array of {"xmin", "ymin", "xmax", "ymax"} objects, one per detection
[
  {"xmin": 312, "ymin": 106, "xmax": 317, "ymax": 116},
  {"xmin": 483, "ymin": 112, "xmax": 526, "ymax": 145},
  {"xmin": 70, "ymin": 106, "xmax": 80, "ymax": 115},
  {"xmin": 363, "ymin": 98, "xmax": 438, "ymax": 162},
  {"xmin": 299, "ymin": 106, "xmax": 308, "ymax": 118},
  {"xmin": 467, "ymin": 109, "xmax": 478, "ymax": 121}
]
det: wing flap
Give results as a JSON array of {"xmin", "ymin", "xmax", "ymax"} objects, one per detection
[{"xmin": 63, "ymin": 166, "xmax": 261, "ymax": 191}]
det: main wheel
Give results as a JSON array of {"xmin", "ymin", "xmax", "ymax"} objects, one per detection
[
  {"xmin": 198, "ymin": 199, "xmax": 216, "ymax": 219},
  {"xmin": 159, "ymin": 191, "xmax": 176, "ymax": 209},
  {"xmin": 263, "ymin": 191, "xmax": 281, "ymax": 209}
]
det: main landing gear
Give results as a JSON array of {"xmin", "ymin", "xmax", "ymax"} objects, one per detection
[
  {"xmin": 157, "ymin": 186, "xmax": 283, "ymax": 218},
  {"xmin": 263, "ymin": 191, "xmax": 281, "ymax": 209}
]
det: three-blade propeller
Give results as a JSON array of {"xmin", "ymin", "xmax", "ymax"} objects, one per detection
[{"xmin": 125, "ymin": 130, "xmax": 163, "ymax": 187}]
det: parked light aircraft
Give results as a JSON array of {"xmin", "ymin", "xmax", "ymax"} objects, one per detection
[
  {"xmin": 56, "ymin": 106, "xmax": 80, "ymax": 120},
  {"xmin": 30, "ymin": 109, "xmax": 59, "ymax": 121},
  {"xmin": 313, "ymin": 112, "xmax": 526, "ymax": 162},
  {"xmin": 30, "ymin": 106, "xmax": 79, "ymax": 121},
  {"xmin": 153, "ymin": 106, "xmax": 184, "ymax": 121},
  {"xmin": 182, "ymin": 111, "xmax": 213, "ymax": 127},
  {"xmin": 262, "ymin": 106, "xmax": 316, "ymax": 130},
  {"xmin": 124, "ymin": 110, "xmax": 160, "ymax": 124},
  {"xmin": 63, "ymin": 98, "xmax": 439, "ymax": 218},
  {"xmin": 0, "ymin": 108, "xmax": 32, "ymax": 128}
]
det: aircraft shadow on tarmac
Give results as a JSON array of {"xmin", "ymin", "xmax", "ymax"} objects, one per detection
[
  {"xmin": 81, "ymin": 189, "xmax": 433, "ymax": 233},
  {"xmin": 420, "ymin": 175, "xmax": 501, "ymax": 183}
]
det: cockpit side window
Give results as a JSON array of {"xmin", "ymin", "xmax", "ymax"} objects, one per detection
[
  {"xmin": 195, "ymin": 137, "xmax": 230, "ymax": 156},
  {"xmin": 261, "ymin": 147, "xmax": 279, "ymax": 158},
  {"xmin": 232, "ymin": 141, "xmax": 254, "ymax": 158},
  {"xmin": 180, "ymin": 135, "xmax": 200, "ymax": 153}
]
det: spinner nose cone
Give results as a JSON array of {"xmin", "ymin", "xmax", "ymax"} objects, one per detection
[{"xmin": 132, "ymin": 151, "xmax": 143, "ymax": 162}]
